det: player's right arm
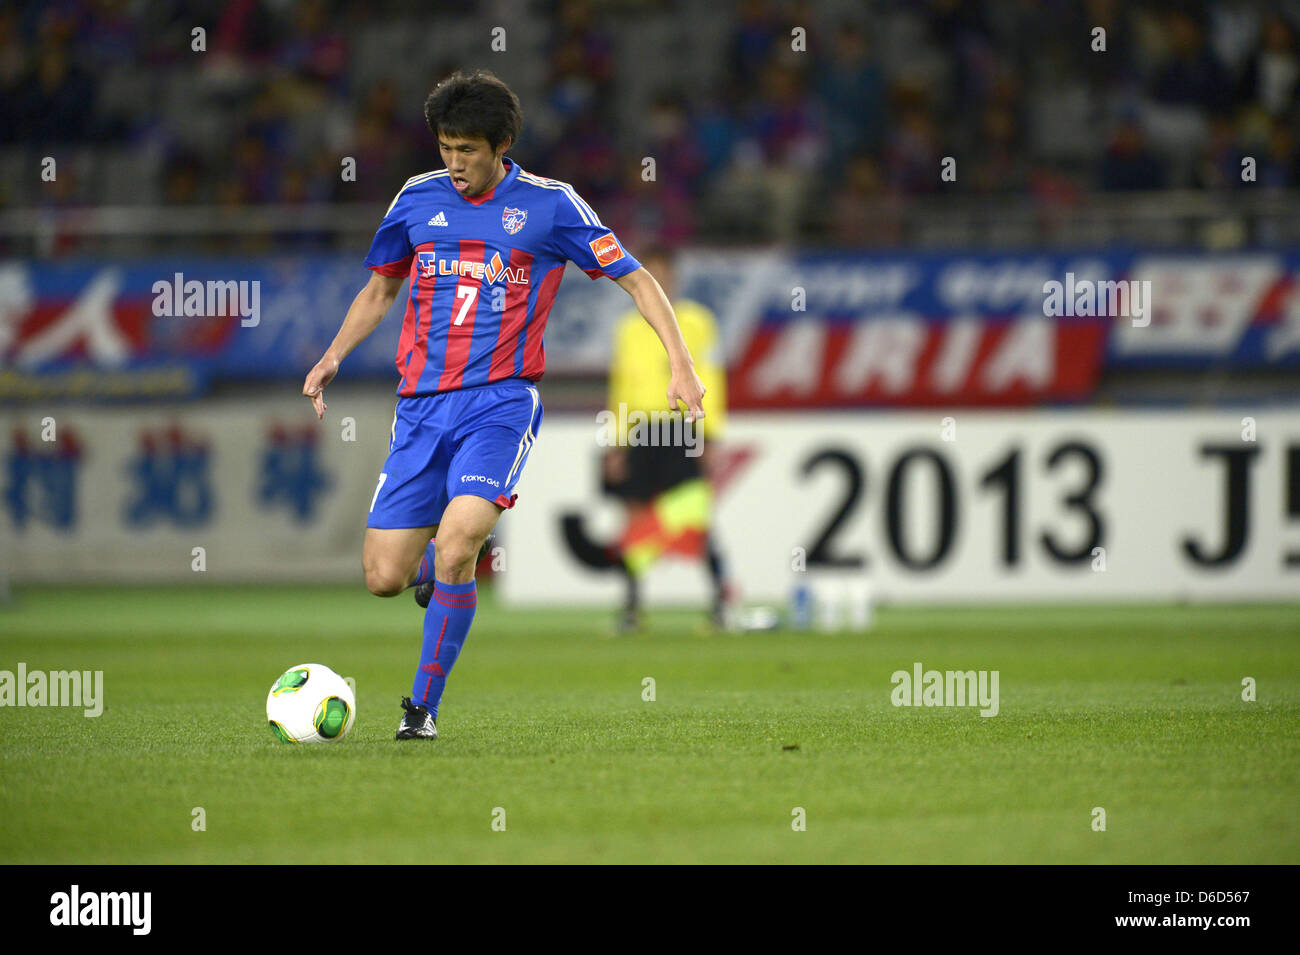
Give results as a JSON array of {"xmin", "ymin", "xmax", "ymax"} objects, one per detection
[
  {"xmin": 304, "ymin": 178, "xmax": 417, "ymax": 418},
  {"xmin": 302, "ymin": 271, "xmax": 404, "ymax": 419}
]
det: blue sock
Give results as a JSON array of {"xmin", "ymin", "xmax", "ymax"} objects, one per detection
[
  {"xmin": 412, "ymin": 579, "xmax": 477, "ymax": 719},
  {"xmin": 411, "ymin": 540, "xmax": 437, "ymax": 587}
]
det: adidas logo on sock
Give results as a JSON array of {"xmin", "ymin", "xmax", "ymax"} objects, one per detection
[{"xmin": 428, "ymin": 212, "xmax": 449, "ymax": 227}]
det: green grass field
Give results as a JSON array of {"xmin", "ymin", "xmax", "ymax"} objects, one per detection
[{"xmin": 0, "ymin": 586, "xmax": 1296, "ymax": 864}]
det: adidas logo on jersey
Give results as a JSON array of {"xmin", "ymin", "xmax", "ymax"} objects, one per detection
[{"xmin": 428, "ymin": 212, "xmax": 449, "ymax": 227}]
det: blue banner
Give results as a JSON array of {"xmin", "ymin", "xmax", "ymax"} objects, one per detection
[{"xmin": 3, "ymin": 250, "xmax": 1298, "ymax": 401}]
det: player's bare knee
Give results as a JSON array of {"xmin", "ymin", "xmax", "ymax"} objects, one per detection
[
  {"xmin": 363, "ymin": 562, "xmax": 406, "ymax": 597},
  {"xmin": 432, "ymin": 531, "xmax": 481, "ymax": 582},
  {"xmin": 433, "ymin": 539, "xmax": 475, "ymax": 575}
]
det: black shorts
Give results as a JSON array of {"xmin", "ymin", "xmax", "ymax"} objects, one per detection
[{"xmin": 606, "ymin": 442, "xmax": 702, "ymax": 502}]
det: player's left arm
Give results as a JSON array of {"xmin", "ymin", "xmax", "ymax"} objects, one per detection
[{"xmin": 614, "ymin": 267, "xmax": 707, "ymax": 422}]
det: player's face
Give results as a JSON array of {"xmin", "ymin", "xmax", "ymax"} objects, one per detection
[{"xmin": 438, "ymin": 133, "xmax": 508, "ymax": 197}]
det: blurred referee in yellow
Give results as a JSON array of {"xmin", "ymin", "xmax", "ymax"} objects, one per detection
[{"xmin": 603, "ymin": 247, "xmax": 732, "ymax": 632}]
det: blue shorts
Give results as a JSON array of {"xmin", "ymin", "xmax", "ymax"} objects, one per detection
[{"xmin": 366, "ymin": 378, "xmax": 543, "ymax": 529}]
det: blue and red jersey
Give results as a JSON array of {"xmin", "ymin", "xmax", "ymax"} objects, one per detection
[{"xmin": 365, "ymin": 158, "xmax": 641, "ymax": 396}]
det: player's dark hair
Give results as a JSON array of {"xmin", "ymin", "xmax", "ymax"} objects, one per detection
[{"xmin": 424, "ymin": 69, "xmax": 522, "ymax": 152}]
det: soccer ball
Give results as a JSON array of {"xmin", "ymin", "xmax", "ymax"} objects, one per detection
[{"xmin": 266, "ymin": 663, "xmax": 355, "ymax": 743}]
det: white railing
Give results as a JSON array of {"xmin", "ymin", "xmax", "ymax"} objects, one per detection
[{"xmin": 1, "ymin": 190, "xmax": 1297, "ymax": 254}]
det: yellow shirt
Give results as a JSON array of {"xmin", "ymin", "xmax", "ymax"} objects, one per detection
[{"xmin": 608, "ymin": 299, "xmax": 727, "ymax": 438}]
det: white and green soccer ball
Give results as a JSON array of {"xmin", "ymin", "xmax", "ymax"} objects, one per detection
[{"xmin": 266, "ymin": 663, "xmax": 355, "ymax": 743}]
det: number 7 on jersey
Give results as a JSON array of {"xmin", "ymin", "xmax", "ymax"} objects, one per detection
[{"xmin": 454, "ymin": 285, "xmax": 477, "ymax": 326}]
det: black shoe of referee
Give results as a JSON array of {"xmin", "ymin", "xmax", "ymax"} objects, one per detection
[{"xmin": 413, "ymin": 533, "xmax": 496, "ymax": 609}]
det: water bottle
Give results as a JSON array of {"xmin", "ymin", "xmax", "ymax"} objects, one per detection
[{"xmin": 789, "ymin": 582, "xmax": 811, "ymax": 630}]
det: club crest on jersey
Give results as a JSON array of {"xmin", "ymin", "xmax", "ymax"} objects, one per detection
[{"xmin": 501, "ymin": 207, "xmax": 528, "ymax": 235}]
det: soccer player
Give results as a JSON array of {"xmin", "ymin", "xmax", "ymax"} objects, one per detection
[{"xmin": 301, "ymin": 69, "xmax": 706, "ymax": 740}]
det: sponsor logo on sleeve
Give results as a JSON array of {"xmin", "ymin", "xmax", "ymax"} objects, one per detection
[{"xmin": 589, "ymin": 233, "xmax": 625, "ymax": 268}]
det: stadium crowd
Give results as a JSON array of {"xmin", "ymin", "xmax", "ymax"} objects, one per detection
[{"xmin": 1, "ymin": 0, "xmax": 1297, "ymax": 246}]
